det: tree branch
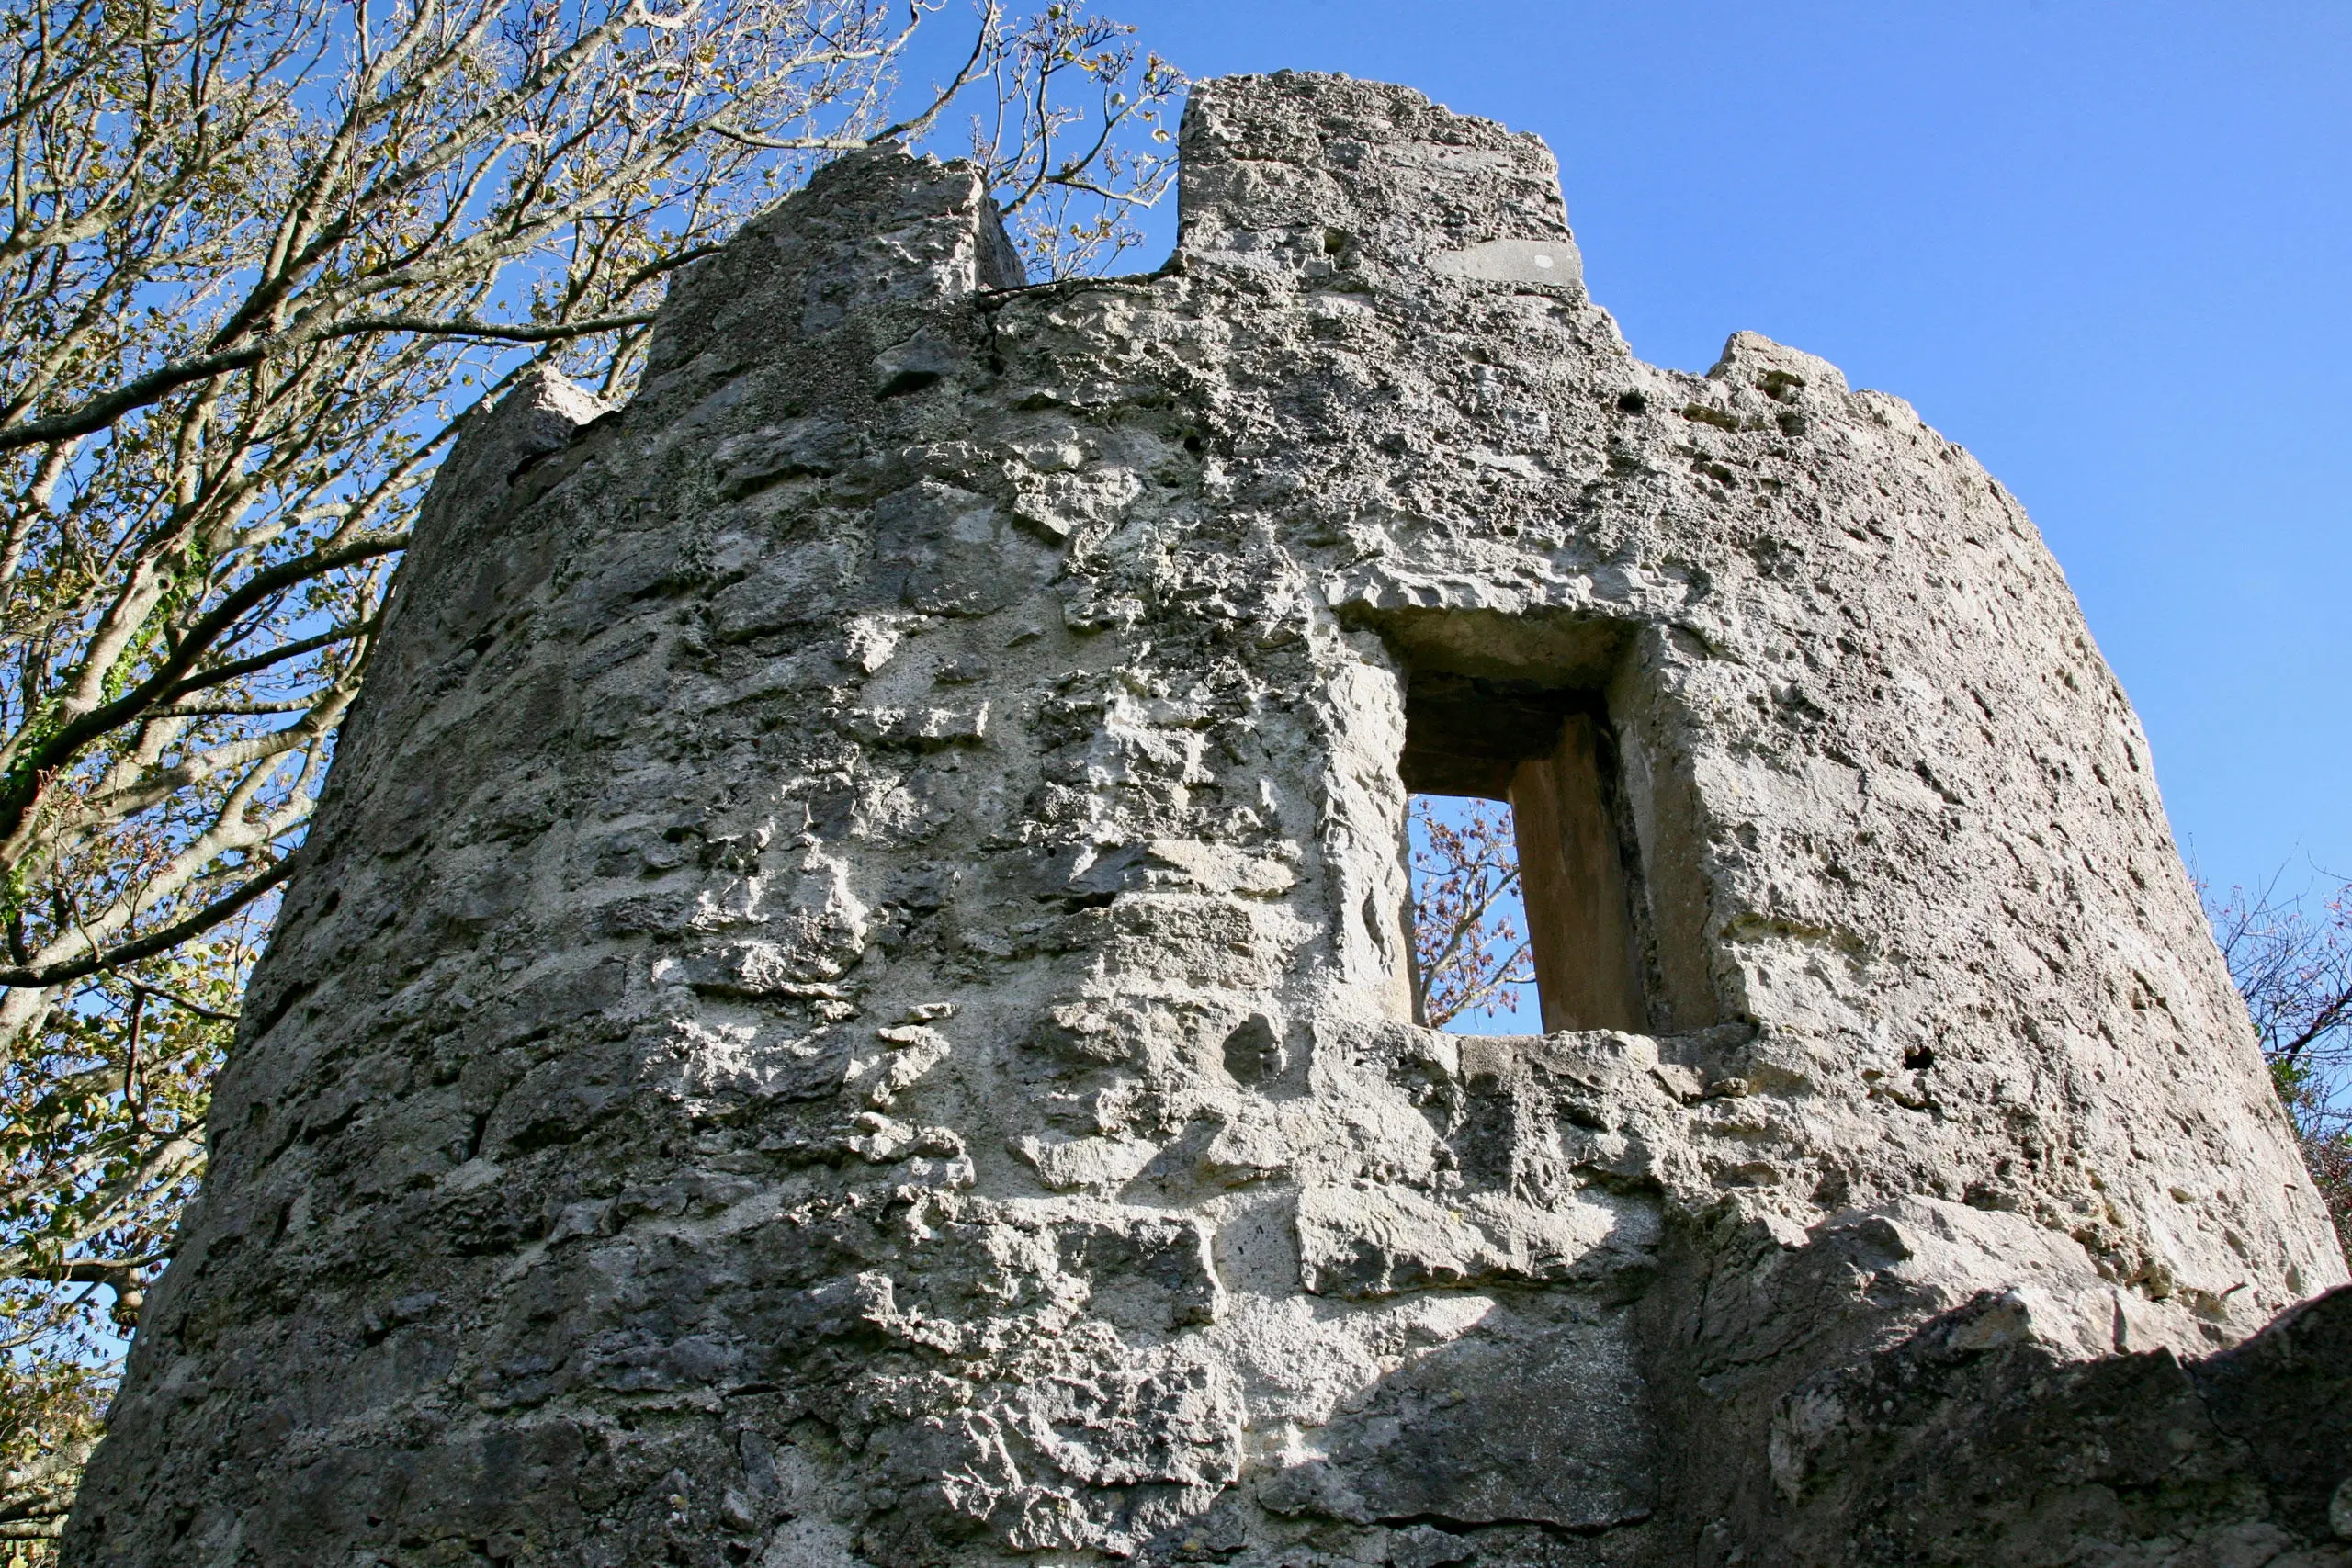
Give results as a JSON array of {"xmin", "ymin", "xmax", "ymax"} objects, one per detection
[
  {"xmin": 0, "ymin": 856, "xmax": 291, "ymax": 990},
  {"xmin": 0, "ymin": 312, "xmax": 655, "ymax": 453},
  {"xmin": 0, "ymin": 534, "xmax": 402, "ymax": 850}
]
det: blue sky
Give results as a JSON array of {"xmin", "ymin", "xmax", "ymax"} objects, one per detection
[{"xmin": 1073, "ymin": 1, "xmax": 2348, "ymax": 908}]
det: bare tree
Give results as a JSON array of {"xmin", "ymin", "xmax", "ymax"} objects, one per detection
[
  {"xmin": 1408, "ymin": 795, "xmax": 1537, "ymax": 1030},
  {"xmin": 2205, "ymin": 870, "xmax": 2352, "ymax": 1253},
  {"xmin": 0, "ymin": 0, "xmax": 1176, "ymax": 1540}
]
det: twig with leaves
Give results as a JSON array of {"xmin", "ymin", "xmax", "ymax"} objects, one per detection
[{"xmin": 962, "ymin": 2, "xmax": 1180, "ymax": 276}]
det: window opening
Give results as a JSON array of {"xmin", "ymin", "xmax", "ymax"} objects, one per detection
[{"xmin": 1402, "ymin": 673, "xmax": 1646, "ymax": 1035}]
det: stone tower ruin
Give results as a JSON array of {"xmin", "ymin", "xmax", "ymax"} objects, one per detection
[{"xmin": 67, "ymin": 73, "xmax": 2349, "ymax": 1568}]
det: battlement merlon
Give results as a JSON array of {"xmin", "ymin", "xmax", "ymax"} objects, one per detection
[
  {"xmin": 641, "ymin": 143, "xmax": 1025, "ymax": 385},
  {"xmin": 1177, "ymin": 72, "xmax": 1580, "ymax": 288}
]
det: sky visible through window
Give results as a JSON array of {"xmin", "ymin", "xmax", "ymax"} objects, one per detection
[{"xmin": 1408, "ymin": 794, "xmax": 1544, "ymax": 1034}]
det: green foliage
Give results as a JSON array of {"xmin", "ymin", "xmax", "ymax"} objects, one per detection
[
  {"xmin": 0, "ymin": 1336, "xmax": 107, "ymax": 1559},
  {"xmin": 0, "ymin": 919, "xmax": 250, "ymax": 1554},
  {"xmin": 0, "ymin": 934, "xmax": 243, "ymax": 1287}
]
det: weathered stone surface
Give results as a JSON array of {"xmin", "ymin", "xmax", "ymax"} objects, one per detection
[
  {"xmin": 68, "ymin": 71, "xmax": 2346, "ymax": 1568},
  {"xmin": 1767, "ymin": 1282, "xmax": 2352, "ymax": 1566}
]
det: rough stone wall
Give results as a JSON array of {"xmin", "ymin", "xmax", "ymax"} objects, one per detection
[
  {"xmin": 68, "ymin": 73, "xmax": 2346, "ymax": 1568},
  {"xmin": 1770, "ymin": 1276, "xmax": 2352, "ymax": 1565}
]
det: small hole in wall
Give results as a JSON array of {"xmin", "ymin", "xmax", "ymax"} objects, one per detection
[
  {"xmin": 1222, "ymin": 1015, "xmax": 1285, "ymax": 1084},
  {"xmin": 1903, "ymin": 1044, "xmax": 1936, "ymax": 1071},
  {"xmin": 876, "ymin": 367, "xmax": 944, "ymax": 399}
]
